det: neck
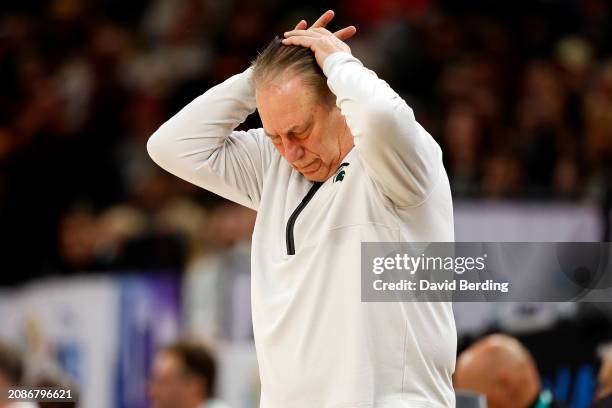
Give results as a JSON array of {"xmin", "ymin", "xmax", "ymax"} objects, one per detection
[{"xmin": 334, "ymin": 121, "xmax": 354, "ymax": 168}]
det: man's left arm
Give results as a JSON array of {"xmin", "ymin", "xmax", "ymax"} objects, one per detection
[
  {"xmin": 323, "ymin": 52, "xmax": 443, "ymax": 207},
  {"xmin": 283, "ymin": 26, "xmax": 443, "ymax": 207}
]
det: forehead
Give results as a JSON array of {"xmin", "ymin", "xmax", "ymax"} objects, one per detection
[
  {"xmin": 256, "ymin": 74, "xmax": 318, "ymax": 132},
  {"xmin": 153, "ymin": 351, "xmax": 183, "ymax": 373}
]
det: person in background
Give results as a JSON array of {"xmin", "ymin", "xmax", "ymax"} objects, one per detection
[
  {"xmin": 591, "ymin": 343, "xmax": 612, "ymax": 407},
  {"xmin": 454, "ymin": 334, "xmax": 566, "ymax": 408},
  {"xmin": 149, "ymin": 341, "xmax": 231, "ymax": 408},
  {"xmin": 0, "ymin": 341, "xmax": 38, "ymax": 408}
]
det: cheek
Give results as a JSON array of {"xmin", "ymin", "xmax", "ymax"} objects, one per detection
[
  {"xmin": 304, "ymin": 124, "xmax": 328, "ymax": 154},
  {"xmin": 296, "ymin": 139, "xmax": 318, "ymax": 160},
  {"xmin": 307, "ymin": 131, "xmax": 335, "ymax": 159}
]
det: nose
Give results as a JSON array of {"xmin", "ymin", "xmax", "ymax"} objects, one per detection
[{"xmin": 283, "ymin": 137, "xmax": 304, "ymax": 164}]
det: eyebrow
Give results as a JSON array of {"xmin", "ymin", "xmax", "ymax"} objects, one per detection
[{"xmin": 265, "ymin": 121, "xmax": 311, "ymax": 138}]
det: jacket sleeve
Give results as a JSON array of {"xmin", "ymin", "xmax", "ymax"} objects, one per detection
[
  {"xmin": 323, "ymin": 52, "xmax": 443, "ymax": 207},
  {"xmin": 147, "ymin": 67, "xmax": 273, "ymax": 211}
]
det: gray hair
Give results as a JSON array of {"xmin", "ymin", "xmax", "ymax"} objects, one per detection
[{"xmin": 251, "ymin": 36, "xmax": 335, "ymax": 106}]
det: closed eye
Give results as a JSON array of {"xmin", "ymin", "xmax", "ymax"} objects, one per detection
[
  {"xmin": 292, "ymin": 123, "xmax": 312, "ymax": 140},
  {"xmin": 292, "ymin": 130, "xmax": 309, "ymax": 140},
  {"xmin": 264, "ymin": 130, "xmax": 281, "ymax": 145}
]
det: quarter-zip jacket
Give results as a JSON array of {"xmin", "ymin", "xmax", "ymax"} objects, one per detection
[{"xmin": 148, "ymin": 52, "xmax": 456, "ymax": 408}]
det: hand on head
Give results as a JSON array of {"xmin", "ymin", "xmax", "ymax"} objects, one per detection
[
  {"xmin": 252, "ymin": 10, "xmax": 357, "ymax": 182},
  {"xmin": 284, "ymin": 10, "xmax": 357, "ymax": 68}
]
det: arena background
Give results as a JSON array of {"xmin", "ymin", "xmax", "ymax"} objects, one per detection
[{"xmin": 0, "ymin": 0, "xmax": 611, "ymax": 407}]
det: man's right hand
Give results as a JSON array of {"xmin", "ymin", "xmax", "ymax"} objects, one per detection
[
  {"xmin": 292, "ymin": 10, "xmax": 356, "ymax": 41},
  {"xmin": 284, "ymin": 10, "xmax": 356, "ymax": 68}
]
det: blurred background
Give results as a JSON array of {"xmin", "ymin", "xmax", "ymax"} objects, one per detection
[{"xmin": 0, "ymin": 0, "xmax": 611, "ymax": 407}]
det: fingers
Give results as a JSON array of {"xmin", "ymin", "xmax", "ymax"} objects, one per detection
[
  {"xmin": 291, "ymin": 10, "xmax": 332, "ymax": 32},
  {"xmin": 281, "ymin": 35, "xmax": 315, "ymax": 49},
  {"xmin": 284, "ymin": 29, "xmax": 320, "ymax": 38},
  {"xmin": 284, "ymin": 26, "xmax": 357, "ymax": 42},
  {"xmin": 294, "ymin": 19, "xmax": 307, "ymax": 30},
  {"xmin": 334, "ymin": 25, "xmax": 357, "ymax": 41},
  {"xmin": 312, "ymin": 10, "xmax": 334, "ymax": 28}
]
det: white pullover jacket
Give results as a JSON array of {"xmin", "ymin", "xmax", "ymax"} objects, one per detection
[{"xmin": 148, "ymin": 52, "xmax": 456, "ymax": 408}]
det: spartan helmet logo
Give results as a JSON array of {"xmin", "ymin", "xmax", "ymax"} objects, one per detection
[{"xmin": 333, "ymin": 162, "xmax": 350, "ymax": 183}]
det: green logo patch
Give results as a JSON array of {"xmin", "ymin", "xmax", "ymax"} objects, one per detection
[{"xmin": 333, "ymin": 162, "xmax": 350, "ymax": 183}]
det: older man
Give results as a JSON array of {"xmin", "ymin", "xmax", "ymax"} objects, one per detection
[
  {"xmin": 454, "ymin": 334, "xmax": 566, "ymax": 408},
  {"xmin": 148, "ymin": 10, "xmax": 456, "ymax": 408}
]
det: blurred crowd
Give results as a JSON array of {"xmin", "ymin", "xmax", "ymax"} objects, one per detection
[
  {"xmin": 0, "ymin": 337, "xmax": 232, "ymax": 408},
  {"xmin": 3, "ymin": 332, "xmax": 612, "ymax": 408},
  {"xmin": 1, "ymin": 0, "xmax": 611, "ymax": 282}
]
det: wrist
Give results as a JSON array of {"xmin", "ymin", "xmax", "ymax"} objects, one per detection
[{"xmin": 322, "ymin": 52, "xmax": 361, "ymax": 78}]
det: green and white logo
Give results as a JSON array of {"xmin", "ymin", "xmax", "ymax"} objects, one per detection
[{"xmin": 333, "ymin": 162, "xmax": 350, "ymax": 183}]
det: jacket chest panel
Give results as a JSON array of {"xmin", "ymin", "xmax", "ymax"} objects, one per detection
[{"xmin": 254, "ymin": 156, "xmax": 394, "ymax": 258}]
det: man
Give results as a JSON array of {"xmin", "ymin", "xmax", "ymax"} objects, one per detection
[
  {"xmin": 148, "ymin": 341, "xmax": 230, "ymax": 408},
  {"xmin": 148, "ymin": 10, "xmax": 456, "ymax": 407},
  {"xmin": 454, "ymin": 334, "xmax": 566, "ymax": 408}
]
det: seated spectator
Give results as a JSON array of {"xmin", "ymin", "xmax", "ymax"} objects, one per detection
[
  {"xmin": 454, "ymin": 334, "xmax": 566, "ymax": 408},
  {"xmin": 149, "ymin": 340, "xmax": 231, "ymax": 408}
]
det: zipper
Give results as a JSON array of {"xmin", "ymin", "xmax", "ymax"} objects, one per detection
[{"xmin": 285, "ymin": 181, "xmax": 323, "ymax": 255}]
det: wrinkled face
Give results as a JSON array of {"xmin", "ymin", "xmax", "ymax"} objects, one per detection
[{"xmin": 256, "ymin": 72, "xmax": 353, "ymax": 182}]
